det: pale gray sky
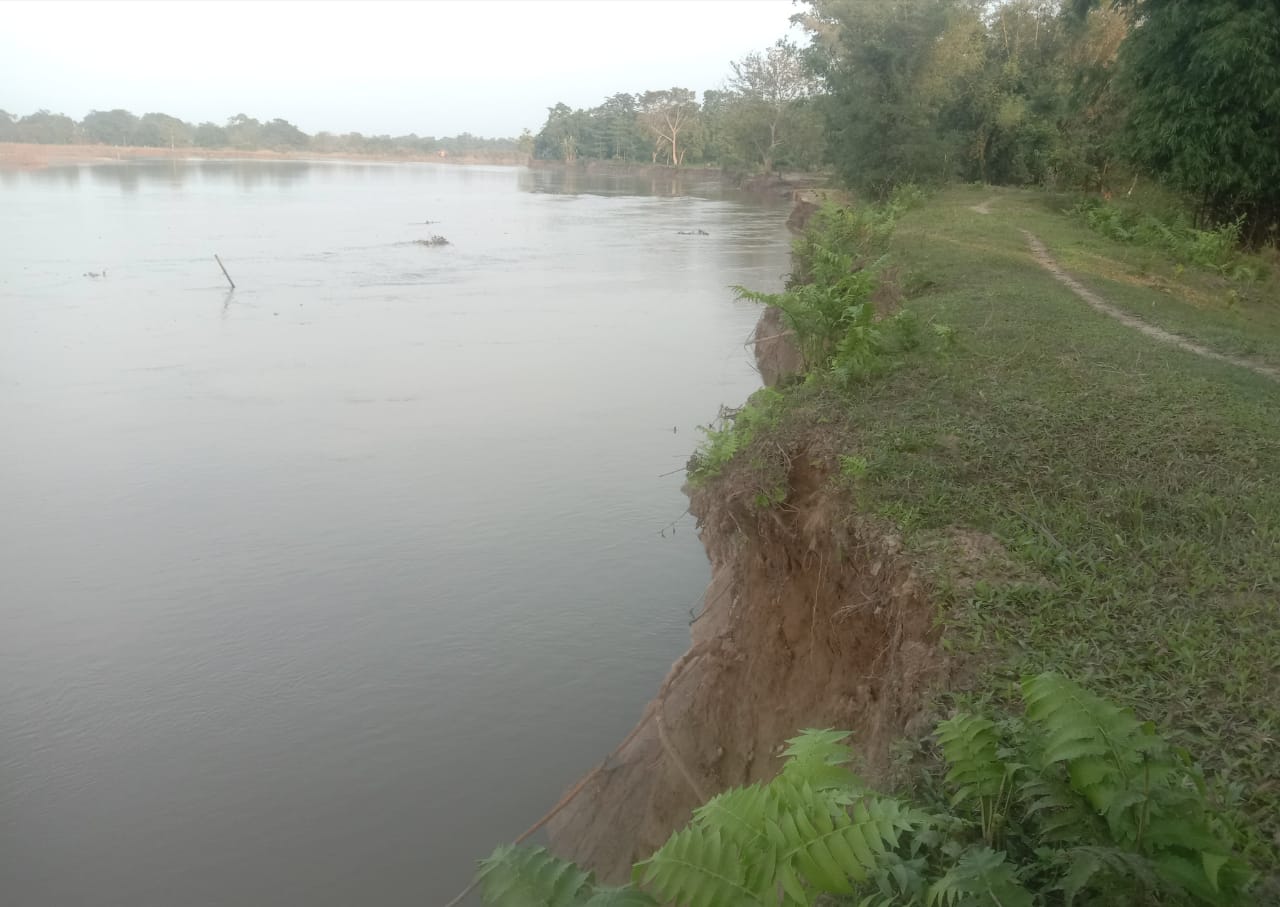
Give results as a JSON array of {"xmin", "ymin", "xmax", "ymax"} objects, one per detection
[{"xmin": 1, "ymin": 0, "xmax": 803, "ymax": 137}]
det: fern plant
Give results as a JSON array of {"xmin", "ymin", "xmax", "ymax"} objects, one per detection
[{"xmin": 475, "ymin": 673, "xmax": 1253, "ymax": 907}]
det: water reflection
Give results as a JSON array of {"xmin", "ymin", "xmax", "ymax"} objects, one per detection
[
  {"xmin": 0, "ymin": 158, "xmax": 795, "ymax": 907},
  {"xmin": 15, "ymin": 164, "xmax": 84, "ymax": 188},
  {"xmin": 518, "ymin": 165, "xmax": 728, "ymax": 199}
]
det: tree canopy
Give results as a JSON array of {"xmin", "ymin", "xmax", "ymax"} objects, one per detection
[{"xmin": 0, "ymin": 107, "xmax": 520, "ymax": 158}]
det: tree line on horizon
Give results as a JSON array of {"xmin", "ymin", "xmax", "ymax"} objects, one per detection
[
  {"xmin": 0, "ymin": 107, "xmax": 520, "ymax": 157},
  {"xmin": 531, "ymin": 40, "xmax": 823, "ymax": 173},
  {"xmin": 532, "ymin": 0, "xmax": 1278, "ymax": 243}
]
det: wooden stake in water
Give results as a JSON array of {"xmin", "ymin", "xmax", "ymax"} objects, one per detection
[{"xmin": 215, "ymin": 254, "xmax": 235, "ymax": 290}]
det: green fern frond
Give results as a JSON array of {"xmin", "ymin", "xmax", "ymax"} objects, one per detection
[
  {"xmin": 1016, "ymin": 767, "xmax": 1105, "ymax": 844},
  {"xmin": 1048, "ymin": 844, "xmax": 1162, "ymax": 905},
  {"xmin": 857, "ymin": 851, "xmax": 929, "ymax": 906},
  {"xmin": 635, "ymin": 827, "xmax": 754, "ymax": 907},
  {"xmin": 580, "ymin": 888, "xmax": 657, "ymax": 907},
  {"xmin": 935, "ymin": 714, "xmax": 1006, "ymax": 809},
  {"xmin": 477, "ymin": 845, "xmax": 595, "ymax": 907},
  {"xmin": 926, "ymin": 847, "xmax": 1032, "ymax": 907},
  {"xmin": 1022, "ymin": 673, "xmax": 1153, "ymax": 774},
  {"xmin": 780, "ymin": 728, "xmax": 863, "ymax": 792},
  {"xmin": 769, "ymin": 783, "xmax": 920, "ymax": 897},
  {"xmin": 693, "ymin": 785, "xmax": 773, "ymax": 849},
  {"xmin": 1021, "ymin": 672, "xmax": 1162, "ymax": 829}
]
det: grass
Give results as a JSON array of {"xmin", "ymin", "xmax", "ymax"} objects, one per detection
[
  {"xmin": 715, "ymin": 185, "xmax": 1280, "ymax": 876},
  {"xmin": 1005, "ymin": 189, "xmax": 1280, "ymax": 369}
]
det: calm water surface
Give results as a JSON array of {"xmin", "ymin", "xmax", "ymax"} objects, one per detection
[{"xmin": 0, "ymin": 160, "xmax": 791, "ymax": 905}]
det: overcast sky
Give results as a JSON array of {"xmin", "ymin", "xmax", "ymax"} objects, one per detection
[{"xmin": 1, "ymin": 0, "xmax": 804, "ymax": 137}]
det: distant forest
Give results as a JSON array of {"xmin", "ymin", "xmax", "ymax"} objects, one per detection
[
  {"xmin": 6, "ymin": 0, "xmax": 1277, "ymax": 240},
  {"xmin": 531, "ymin": 0, "xmax": 1278, "ymax": 241},
  {"xmin": 0, "ymin": 107, "xmax": 519, "ymax": 157}
]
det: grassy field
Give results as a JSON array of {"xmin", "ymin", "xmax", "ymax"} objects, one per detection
[{"xmin": 737, "ymin": 185, "xmax": 1280, "ymax": 873}]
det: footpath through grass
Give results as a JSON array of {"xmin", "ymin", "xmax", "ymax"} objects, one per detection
[{"xmin": 761, "ymin": 186, "xmax": 1280, "ymax": 871}]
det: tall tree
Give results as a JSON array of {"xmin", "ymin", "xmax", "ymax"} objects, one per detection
[
  {"xmin": 81, "ymin": 108, "xmax": 138, "ymax": 145},
  {"xmin": 725, "ymin": 39, "xmax": 820, "ymax": 171},
  {"xmin": 225, "ymin": 113, "xmax": 263, "ymax": 149},
  {"xmin": 638, "ymin": 88, "xmax": 698, "ymax": 165},
  {"xmin": 802, "ymin": 0, "xmax": 961, "ymax": 193},
  {"xmin": 1117, "ymin": 0, "xmax": 1280, "ymax": 240},
  {"xmin": 133, "ymin": 112, "xmax": 193, "ymax": 148},
  {"xmin": 193, "ymin": 122, "xmax": 229, "ymax": 148},
  {"xmin": 16, "ymin": 110, "xmax": 77, "ymax": 144}
]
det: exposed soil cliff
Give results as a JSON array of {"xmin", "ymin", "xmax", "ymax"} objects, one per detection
[{"xmin": 546, "ymin": 341, "xmax": 942, "ymax": 881}]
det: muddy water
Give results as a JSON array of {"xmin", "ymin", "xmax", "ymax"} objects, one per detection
[{"xmin": 0, "ymin": 160, "xmax": 792, "ymax": 906}]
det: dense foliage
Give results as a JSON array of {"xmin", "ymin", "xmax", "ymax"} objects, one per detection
[
  {"xmin": 530, "ymin": 41, "xmax": 824, "ymax": 171},
  {"xmin": 1115, "ymin": 0, "xmax": 1280, "ymax": 243},
  {"xmin": 478, "ymin": 674, "xmax": 1253, "ymax": 906},
  {"xmin": 799, "ymin": 0, "xmax": 1131, "ymax": 195},
  {"xmin": 0, "ymin": 107, "xmax": 519, "ymax": 157},
  {"xmin": 798, "ymin": 0, "xmax": 1278, "ymax": 240}
]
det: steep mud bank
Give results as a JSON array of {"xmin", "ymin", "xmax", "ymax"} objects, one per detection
[
  {"xmin": 752, "ymin": 306, "xmax": 805, "ymax": 388},
  {"xmin": 547, "ymin": 363, "xmax": 942, "ymax": 881}
]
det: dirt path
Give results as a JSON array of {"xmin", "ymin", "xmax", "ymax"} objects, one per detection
[
  {"xmin": 970, "ymin": 196, "xmax": 999, "ymax": 215},
  {"xmin": 1021, "ymin": 230, "xmax": 1280, "ymax": 382}
]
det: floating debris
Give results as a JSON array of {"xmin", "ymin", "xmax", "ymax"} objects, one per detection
[
  {"xmin": 414, "ymin": 235, "xmax": 450, "ymax": 247},
  {"xmin": 677, "ymin": 229, "xmax": 710, "ymax": 236},
  {"xmin": 83, "ymin": 270, "xmax": 107, "ymax": 278}
]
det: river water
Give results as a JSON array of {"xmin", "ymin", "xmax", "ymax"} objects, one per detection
[{"xmin": 0, "ymin": 160, "xmax": 791, "ymax": 906}]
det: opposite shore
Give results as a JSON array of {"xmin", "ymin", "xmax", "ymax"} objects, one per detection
[{"xmin": 0, "ymin": 142, "xmax": 827, "ymax": 200}]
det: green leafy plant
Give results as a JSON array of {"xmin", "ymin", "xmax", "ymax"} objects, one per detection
[
  {"xmin": 687, "ymin": 387, "xmax": 784, "ymax": 486},
  {"xmin": 475, "ymin": 674, "xmax": 1253, "ymax": 907},
  {"xmin": 1071, "ymin": 199, "xmax": 1257, "ymax": 277},
  {"xmin": 733, "ymin": 201, "xmax": 947, "ymax": 390}
]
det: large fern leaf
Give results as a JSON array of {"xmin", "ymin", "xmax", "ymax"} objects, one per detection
[
  {"xmin": 634, "ymin": 827, "xmax": 755, "ymax": 907},
  {"xmin": 926, "ymin": 847, "xmax": 1032, "ymax": 907},
  {"xmin": 1048, "ymin": 844, "xmax": 1163, "ymax": 906},
  {"xmin": 780, "ymin": 728, "xmax": 864, "ymax": 792},
  {"xmin": 1021, "ymin": 672, "xmax": 1161, "ymax": 833},
  {"xmin": 767, "ymin": 780, "xmax": 920, "ymax": 899},
  {"xmin": 478, "ymin": 845, "xmax": 595, "ymax": 907},
  {"xmin": 935, "ymin": 714, "xmax": 1007, "ymax": 809}
]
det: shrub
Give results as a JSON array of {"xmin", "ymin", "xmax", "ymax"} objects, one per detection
[{"xmin": 476, "ymin": 673, "xmax": 1254, "ymax": 907}]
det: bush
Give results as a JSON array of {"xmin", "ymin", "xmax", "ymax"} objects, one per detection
[
  {"xmin": 1071, "ymin": 200, "xmax": 1256, "ymax": 277},
  {"xmin": 476, "ymin": 673, "xmax": 1254, "ymax": 907}
]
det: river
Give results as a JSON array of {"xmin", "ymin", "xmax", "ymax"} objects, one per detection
[{"xmin": 0, "ymin": 159, "xmax": 792, "ymax": 905}]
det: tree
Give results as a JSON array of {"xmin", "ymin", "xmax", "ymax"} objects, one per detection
[
  {"xmin": 803, "ymin": 0, "xmax": 962, "ymax": 193},
  {"xmin": 0, "ymin": 109, "xmax": 18, "ymax": 142},
  {"xmin": 534, "ymin": 102, "xmax": 579, "ymax": 161},
  {"xmin": 16, "ymin": 110, "xmax": 77, "ymax": 144},
  {"xmin": 134, "ymin": 112, "xmax": 193, "ymax": 148},
  {"xmin": 726, "ymin": 39, "xmax": 821, "ymax": 172},
  {"xmin": 638, "ymin": 88, "xmax": 698, "ymax": 165},
  {"xmin": 80, "ymin": 108, "xmax": 138, "ymax": 145},
  {"xmin": 224, "ymin": 113, "xmax": 263, "ymax": 149},
  {"xmin": 193, "ymin": 122, "xmax": 228, "ymax": 148},
  {"xmin": 1117, "ymin": 0, "xmax": 1280, "ymax": 241},
  {"xmin": 259, "ymin": 117, "xmax": 309, "ymax": 149}
]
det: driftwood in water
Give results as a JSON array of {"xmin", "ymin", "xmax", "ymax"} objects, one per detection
[{"xmin": 214, "ymin": 254, "xmax": 235, "ymax": 290}]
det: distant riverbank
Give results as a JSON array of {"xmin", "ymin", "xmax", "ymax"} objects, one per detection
[
  {"xmin": 0, "ymin": 142, "xmax": 529, "ymax": 170},
  {"xmin": 527, "ymin": 158, "xmax": 828, "ymax": 200}
]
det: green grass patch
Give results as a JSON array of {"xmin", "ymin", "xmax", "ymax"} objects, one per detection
[{"xmin": 717, "ymin": 185, "xmax": 1280, "ymax": 878}]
